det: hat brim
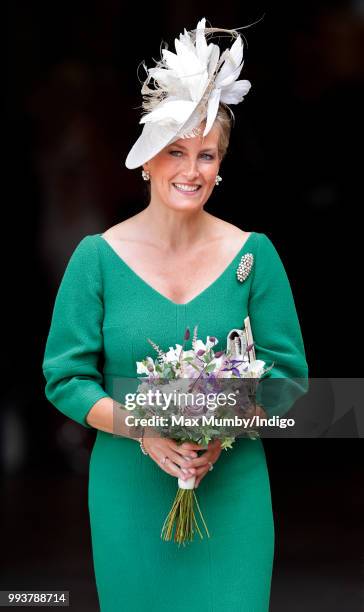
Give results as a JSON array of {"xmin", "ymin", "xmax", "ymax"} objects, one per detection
[
  {"xmin": 124, "ymin": 121, "xmax": 179, "ymax": 169},
  {"xmin": 124, "ymin": 96, "xmax": 211, "ymax": 169}
]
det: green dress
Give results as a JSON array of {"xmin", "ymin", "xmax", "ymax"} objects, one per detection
[{"xmin": 42, "ymin": 231, "xmax": 308, "ymax": 612}]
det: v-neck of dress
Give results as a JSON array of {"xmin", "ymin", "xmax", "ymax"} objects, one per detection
[{"xmin": 96, "ymin": 231, "xmax": 256, "ymax": 308}]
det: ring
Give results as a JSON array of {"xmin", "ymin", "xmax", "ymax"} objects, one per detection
[
  {"xmin": 208, "ymin": 461, "xmax": 214, "ymax": 471},
  {"xmin": 161, "ymin": 456, "xmax": 168, "ymax": 465}
]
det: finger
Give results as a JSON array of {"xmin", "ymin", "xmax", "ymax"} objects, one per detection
[
  {"xmin": 167, "ymin": 449, "xmax": 198, "ymax": 473},
  {"xmin": 180, "ymin": 442, "xmax": 207, "ymax": 451},
  {"xmin": 150, "ymin": 439, "xmax": 198, "ymax": 463},
  {"xmin": 208, "ymin": 439, "xmax": 222, "ymax": 450},
  {"xmin": 191, "ymin": 438, "xmax": 221, "ymax": 457},
  {"xmin": 147, "ymin": 447, "xmax": 187, "ymax": 480},
  {"xmin": 169, "ymin": 443, "xmax": 199, "ymax": 460},
  {"xmin": 168, "ymin": 455, "xmax": 198, "ymax": 479},
  {"xmin": 159, "ymin": 456, "xmax": 189, "ymax": 480},
  {"xmin": 182, "ymin": 455, "xmax": 209, "ymax": 468},
  {"xmin": 183, "ymin": 448, "xmax": 219, "ymax": 468},
  {"xmin": 160, "ymin": 443, "xmax": 199, "ymax": 468}
]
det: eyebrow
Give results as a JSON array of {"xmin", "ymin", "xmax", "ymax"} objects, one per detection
[{"xmin": 169, "ymin": 144, "xmax": 217, "ymax": 153}]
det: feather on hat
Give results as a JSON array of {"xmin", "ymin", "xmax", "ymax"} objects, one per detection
[{"xmin": 125, "ymin": 17, "xmax": 251, "ymax": 169}]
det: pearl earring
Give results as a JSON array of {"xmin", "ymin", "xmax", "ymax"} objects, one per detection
[
  {"xmin": 215, "ymin": 174, "xmax": 222, "ymax": 186},
  {"xmin": 142, "ymin": 169, "xmax": 150, "ymax": 181}
]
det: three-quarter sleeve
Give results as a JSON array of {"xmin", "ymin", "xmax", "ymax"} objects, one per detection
[
  {"xmin": 42, "ymin": 235, "xmax": 111, "ymax": 428},
  {"xmin": 248, "ymin": 233, "xmax": 309, "ymax": 417}
]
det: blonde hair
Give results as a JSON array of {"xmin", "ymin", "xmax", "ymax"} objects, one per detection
[{"xmin": 214, "ymin": 103, "xmax": 234, "ymax": 161}]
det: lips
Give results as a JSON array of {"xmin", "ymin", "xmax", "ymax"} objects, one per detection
[{"xmin": 172, "ymin": 183, "xmax": 201, "ymax": 194}]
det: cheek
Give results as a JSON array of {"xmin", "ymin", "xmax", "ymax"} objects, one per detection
[
  {"xmin": 203, "ymin": 165, "xmax": 219, "ymax": 184},
  {"xmin": 158, "ymin": 160, "xmax": 181, "ymax": 181},
  {"xmin": 149, "ymin": 157, "xmax": 175, "ymax": 177}
]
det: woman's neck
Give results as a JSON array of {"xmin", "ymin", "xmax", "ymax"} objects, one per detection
[{"xmin": 138, "ymin": 204, "xmax": 217, "ymax": 252}]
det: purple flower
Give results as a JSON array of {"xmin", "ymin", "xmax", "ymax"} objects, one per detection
[
  {"xmin": 197, "ymin": 349, "xmax": 205, "ymax": 356},
  {"xmin": 184, "ymin": 327, "xmax": 190, "ymax": 341},
  {"xmin": 183, "ymin": 399, "xmax": 206, "ymax": 417}
]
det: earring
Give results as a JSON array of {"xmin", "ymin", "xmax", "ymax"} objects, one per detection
[
  {"xmin": 142, "ymin": 169, "xmax": 150, "ymax": 181},
  {"xmin": 215, "ymin": 174, "xmax": 222, "ymax": 186}
]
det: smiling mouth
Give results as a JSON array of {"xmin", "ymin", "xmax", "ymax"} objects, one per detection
[{"xmin": 172, "ymin": 183, "xmax": 202, "ymax": 194}]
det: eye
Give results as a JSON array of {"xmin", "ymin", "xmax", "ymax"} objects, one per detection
[{"xmin": 169, "ymin": 150, "xmax": 215, "ymax": 160}]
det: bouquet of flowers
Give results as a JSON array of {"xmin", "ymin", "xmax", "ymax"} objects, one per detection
[{"xmin": 133, "ymin": 317, "xmax": 274, "ymax": 546}]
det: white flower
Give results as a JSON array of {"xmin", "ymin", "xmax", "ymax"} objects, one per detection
[
  {"xmin": 245, "ymin": 359, "xmax": 266, "ymax": 378},
  {"xmin": 193, "ymin": 339, "xmax": 208, "ymax": 353},
  {"xmin": 212, "ymin": 355, "xmax": 226, "ymax": 373},
  {"xmin": 183, "ymin": 349, "xmax": 195, "ymax": 359},
  {"xmin": 136, "ymin": 361, "xmax": 150, "ymax": 375},
  {"xmin": 136, "ymin": 356, "xmax": 156, "ymax": 375},
  {"xmin": 205, "ymin": 335, "xmax": 219, "ymax": 350},
  {"xmin": 165, "ymin": 344, "xmax": 184, "ymax": 364}
]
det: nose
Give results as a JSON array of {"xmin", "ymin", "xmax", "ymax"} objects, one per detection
[{"xmin": 183, "ymin": 156, "xmax": 200, "ymax": 180}]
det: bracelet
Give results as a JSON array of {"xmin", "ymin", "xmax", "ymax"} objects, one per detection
[{"xmin": 138, "ymin": 429, "xmax": 149, "ymax": 456}]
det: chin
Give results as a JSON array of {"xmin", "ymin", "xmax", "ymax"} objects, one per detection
[
  {"xmin": 169, "ymin": 197, "xmax": 211, "ymax": 211},
  {"xmin": 165, "ymin": 199, "xmax": 202, "ymax": 212}
]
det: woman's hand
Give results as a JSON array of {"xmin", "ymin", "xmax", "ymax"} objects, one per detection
[
  {"xmin": 244, "ymin": 403, "xmax": 267, "ymax": 419},
  {"xmin": 141, "ymin": 430, "xmax": 202, "ymax": 481},
  {"xmin": 178, "ymin": 439, "xmax": 223, "ymax": 488}
]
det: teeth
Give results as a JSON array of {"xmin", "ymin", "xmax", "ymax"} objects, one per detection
[{"xmin": 173, "ymin": 183, "xmax": 200, "ymax": 192}]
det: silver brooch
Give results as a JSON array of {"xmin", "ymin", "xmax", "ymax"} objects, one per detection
[{"xmin": 236, "ymin": 253, "xmax": 254, "ymax": 283}]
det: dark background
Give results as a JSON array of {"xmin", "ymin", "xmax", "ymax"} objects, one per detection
[{"xmin": 3, "ymin": 1, "xmax": 363, "ymax": 610}]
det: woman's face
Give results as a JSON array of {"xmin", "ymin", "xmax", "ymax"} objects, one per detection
[{"xmin": 143, "ymin": 122, "xmax": 221, "ymax": 211}]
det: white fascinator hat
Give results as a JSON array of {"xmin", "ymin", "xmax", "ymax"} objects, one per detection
[{"xmin": 125, "ymin": 17, "xmax": 252, "ymax": 169}]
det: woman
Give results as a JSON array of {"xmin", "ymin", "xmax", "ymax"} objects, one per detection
[{"xmin": 42, "ymin": 19, "xmax": 308, "ymax": 611}]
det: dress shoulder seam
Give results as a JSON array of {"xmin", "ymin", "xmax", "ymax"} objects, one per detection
[{"xmin": 86, "ymin": 234, "xmax": 105, "ymax": 297}]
